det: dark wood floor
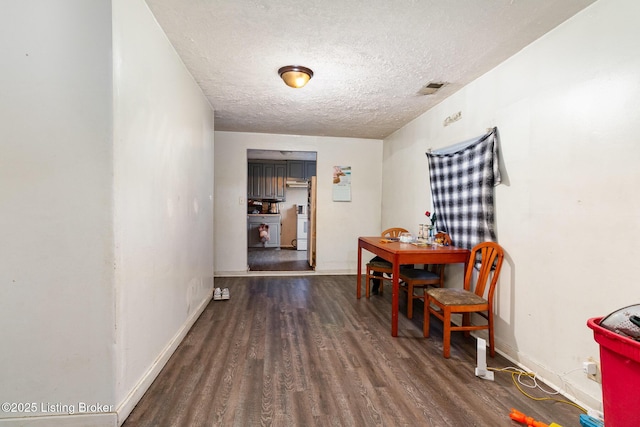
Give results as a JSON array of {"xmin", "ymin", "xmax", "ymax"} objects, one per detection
[
  {"xmin": 123, "ymin": 275, "xmax": 583, "ymax": 427},
  {"xmin": 248, "ymin": 248, "xmax": 313, "ymax": 272}
]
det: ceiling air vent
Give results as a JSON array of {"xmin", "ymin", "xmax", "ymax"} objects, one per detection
[{"xmin": 418, "ymin": 82, "xmax": 446, "ymax": 95}]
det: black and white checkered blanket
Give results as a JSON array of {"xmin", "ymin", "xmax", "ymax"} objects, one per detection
[{"xmin": 426, "ymin": 128, "xmax": 501, "ymax": 250}]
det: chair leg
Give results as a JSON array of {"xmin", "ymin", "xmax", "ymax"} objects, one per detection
[
  {"xmin": 423, "ymin": 296, "xmax": 431, "ymax": 337},
  {"xmin": 488, "ymin": 311, "xmax": 495, "ymax": 357},
  {"xmin": 443, "ymin": 309, "xmax": 452, "ymax": 358},
  {"xmin": 369, "ymin": 272, "xmax": 384, "ymax": 296},
  {"xmin": 365, "ymin": 270, "xmax": 375, "ymax": 298},
  {"xmin": 462, "ymin": 313, "xmax": 471, "ymax": 337},
  {"xmin": 407, "ymin": 283, "xmax": 414, "ymax": 319}
]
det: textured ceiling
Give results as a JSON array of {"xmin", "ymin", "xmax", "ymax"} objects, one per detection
[{"xmin": 145, "ymin": 0, "xmax": 596, "ymax": 140}]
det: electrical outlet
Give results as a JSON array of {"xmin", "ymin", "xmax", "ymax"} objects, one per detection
[
  {"xmin": 584, "ymin": 357, "xmax": 601, "ymax": 383},
  {"xmin": 583, "ymin": 361, "xmax": 596, "ymax": 375}
]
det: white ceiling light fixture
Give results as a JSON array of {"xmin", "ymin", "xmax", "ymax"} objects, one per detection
[{"xmin": 278, "ymin": 65, "xmax": 314, "ymax": 88}]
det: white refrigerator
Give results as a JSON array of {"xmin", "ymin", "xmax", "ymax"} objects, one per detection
[{"xmin": 296, "ymin": 204, "xmax": 307, "ymax": 251}]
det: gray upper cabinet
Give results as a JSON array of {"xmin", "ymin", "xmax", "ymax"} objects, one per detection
[
  {"xmin": 287, "ymin": 161, "xmax": 304, "ymax": 179},
  {"xmin": 247, "ymin": 162, "xmax": 264, "ymax": 199},
  {"xmin": 264, "ymin": 162, "xmax": 286, "ymax": 199},
  {"xmin": 287, "ymin": 160, "xmax": 316, "ymax": 180},
  {"xmin": 248, "ymin": 161, "xmax": 286, "ymax": 200},
  {"xmin": 304, "ymin": 161, "xmax": 316, "ymax": 178}
]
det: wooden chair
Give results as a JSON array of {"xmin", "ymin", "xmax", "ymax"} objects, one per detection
[
  {"xmin": 365, "ymin": 227, "xmax": 409, "ymax": 297},
  {"xmin": 398, "ymin": 232, "xmax": 452, "ymax": 319},
  {"xmin": 423, "ymin": 241, "xmax": 505, "ymax": 358}
]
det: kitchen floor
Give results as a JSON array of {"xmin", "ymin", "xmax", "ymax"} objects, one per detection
[{"xmin": 248, "ymin": 248, "xmax": 313, "ymax": 271}]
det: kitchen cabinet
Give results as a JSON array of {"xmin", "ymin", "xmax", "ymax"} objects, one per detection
[
  {"xmin": 264, "ymin": 162, "xmax": 286, "ymax": 199},
  {"xmin": 248, "ymin": 161, "xmax": 286, "ymax": 200},
  {"xmin": 304, "ymin": 161, "xmax": 316, "ymax": 178},
  {"xmin": 247, "ymin": 163, "xmax": 264, "ymax": 199},
  {"xmin": 287, "ymin": 160, "xmax": 316, "ymax": 180},
  {"xmin": 287, "ymin": 161, "xmax": 304, "ymax": 179},
  {"xmin": 247, "ymin": 214, "xmax": 281, "ymax": 248}
]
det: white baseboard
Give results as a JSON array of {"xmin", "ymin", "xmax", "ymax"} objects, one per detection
[
  {"xmin": 491, "ymin": 339, "xmax": 602, "ymax": 414},
  {"xmin": 115, "ymin": 295, "xmax": 212, "ymax": 426},
  {"xmin": 214, "ymin": 269, "xmax": 355, "ymax": 277},
  {"xmin": 0, "ymin": 413, "xmax": 116, "ymax": 427}
]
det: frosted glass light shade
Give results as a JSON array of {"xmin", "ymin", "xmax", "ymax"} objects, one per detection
[{"xmin": 278, "ymin": 65, "xmax": 313, "ymax": 88}]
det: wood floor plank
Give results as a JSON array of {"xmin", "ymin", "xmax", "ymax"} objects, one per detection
[
  {"xmin": 248, "ymin": 248, "xmax": 313, "ymax": 272},
  {"xmin": 123, "ymin": 275, "xmax": 584, "ymax": 427}
]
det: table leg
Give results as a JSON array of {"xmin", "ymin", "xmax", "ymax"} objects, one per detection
[
  {"xmin": 391, "ymin": 255, "xmax": 399, "ymax": 336},
  {"xmin": 357, "ymin": 241, "xmax": 362, "ymax": 299}
]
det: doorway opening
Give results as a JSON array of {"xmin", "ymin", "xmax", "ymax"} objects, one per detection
[{"xmin": 247, "ymin": 149, "xmax": 317, "ymax": 272}]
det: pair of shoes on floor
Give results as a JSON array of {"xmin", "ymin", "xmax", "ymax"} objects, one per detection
[{"xmin": 214, "ymin": 287, "xmax": 230, "ymax": 301}]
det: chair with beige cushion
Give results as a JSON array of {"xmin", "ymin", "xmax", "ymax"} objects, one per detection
[
  {"xmin": 423, "ymin": 241, "xmax": 505, "ymax": 358},
  {"xmin": 398, "ymin": 232, "xmax": 452, "ymax": 319},
  {"xmin": 365, "ymin": 227, "xmax": 409, "ymax": 297}
]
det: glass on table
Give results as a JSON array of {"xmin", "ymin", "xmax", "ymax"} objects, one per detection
[{"xmin": 399, "ymin": 232, "xmax": 413, "ymax": 243}]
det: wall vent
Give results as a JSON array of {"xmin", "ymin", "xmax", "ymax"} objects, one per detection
[{"xmin": 418, "ymin": 81, "xmax": 446, "ymax": 95}]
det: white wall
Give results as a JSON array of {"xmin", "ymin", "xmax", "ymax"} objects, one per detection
[
  {"xmin": 214, "ymin": 132, "xmax": 383, "ymax": 275},
  {"xmin": 0, "ymin": 1, "xmax": 214, "ymax": 426},
  {"xmin": 112, "ymin": 0, "xmax": 215, "ymax": 422},
  {"xmin": 0, "ymin": 1, "xmax": 116, "ymax": 425},
  {"xmin": 383, "ymin": 0, "xmax": 640, "ymax": 411}
]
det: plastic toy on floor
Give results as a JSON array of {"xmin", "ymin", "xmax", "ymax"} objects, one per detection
[
  {"xmin": 579, "ymin": 414, "xmax": 604, "ymax": 427},
  {"xmin": 509, "ymin": 408, "xmax": 563, "ymax": 427}
]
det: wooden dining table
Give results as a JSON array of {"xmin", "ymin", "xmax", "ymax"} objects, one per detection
[{"xmin": 357, "ymin": 236, "xmax": 471, "ymax": 336}]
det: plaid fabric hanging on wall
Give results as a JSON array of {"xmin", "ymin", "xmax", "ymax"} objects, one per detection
[{"xmin": 426, "ymin": 128, "xmax": 501, "ymax": 250}]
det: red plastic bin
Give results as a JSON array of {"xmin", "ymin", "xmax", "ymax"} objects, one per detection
[{"xmin": 587, "ymin": 317, "xmax": 640, "ymax": 427}]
